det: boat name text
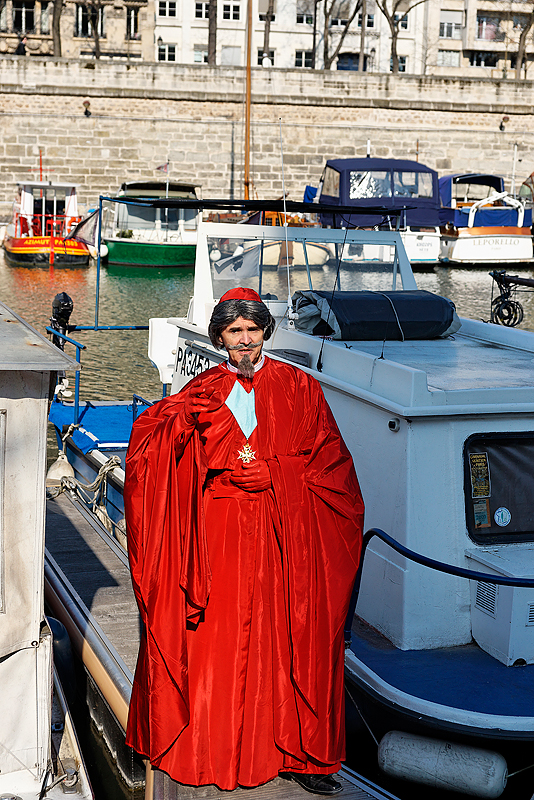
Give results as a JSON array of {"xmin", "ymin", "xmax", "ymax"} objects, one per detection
[{"xmin": 176, "ymin": 346, "xmax": 212, "ymax": 377}]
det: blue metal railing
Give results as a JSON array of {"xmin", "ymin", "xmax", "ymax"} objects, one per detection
[
  {"xmin": 132, "ymin": 394, "xmax": 154, "ymax": 421},
  {"xmin": 344, "ymin": 527, "xmax": 534, "ymax": 642},
  {"xmin": 46, "ymin": 327, "xmax": 86, "ymax": 425}
]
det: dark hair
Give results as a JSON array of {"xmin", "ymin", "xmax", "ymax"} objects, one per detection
[{"xmin": 208, "ymin": 298, "xmax": 275, "ymax": 349}]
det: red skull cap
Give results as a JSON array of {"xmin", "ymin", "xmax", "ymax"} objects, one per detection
[{"xmin": 218, "ymin": 288, "xmax": 263, "ymax": 303}]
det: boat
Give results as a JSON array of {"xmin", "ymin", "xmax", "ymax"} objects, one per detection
[
  {"xmin": 0, "ymin": 301, "xmax": 92, "ymax": 799},
  {"xmin": 439, "ymin": 173, "xmax": 534, "ymax": 265},
  {"xmin": 47, "ymin": 197, "xmax": 534, "ymax": 798},
  {"xmin": 316, "ymin": 158, "xmax": 442, "ymax": 265},
  {"xmin": 102, "ymin": 181, "xmax": 202, "ymax": 267},
  {"xmin": 3, "ymin": 180, "xmax": 90, "ymax": 267}
]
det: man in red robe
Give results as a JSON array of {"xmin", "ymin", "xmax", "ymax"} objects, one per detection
[{"xmin": 124, "ymin": 288, "xmax": 364, "ymax": 795}]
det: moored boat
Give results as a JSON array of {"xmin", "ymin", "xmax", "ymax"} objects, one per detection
[
  {"xmin": 316, "ymin": 158, "xmax": 442, "ymax": 265},
  {"xmin": 47, "ymin": 197, "xmax": 534, "ymax": 798},
  {"xmin": 439, "ymin": 173, "xmax": 534, "ymax": 265},
  {"xmin": 0, "ymin": 302, "xmax": 92, "ymax": 799},
  {"xmin": 3, "ymin": 180, "xmax": 90, "ymax": 267},
  {"xmin": 102, "ymin": 181, "xmax": 201, "ymax": 267}
]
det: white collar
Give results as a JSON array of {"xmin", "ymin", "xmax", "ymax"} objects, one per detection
[{"xmin": 225, "ymin": 353, "xmax": 266, "ymax": 374}]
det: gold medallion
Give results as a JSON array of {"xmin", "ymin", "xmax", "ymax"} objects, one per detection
[{"xmin": 237, "ymin": 442, "xmax": 256, "ymax": 464}]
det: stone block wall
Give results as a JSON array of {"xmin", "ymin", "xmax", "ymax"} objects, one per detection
[{"xmin": 1, "ymin": 57, "xmax": 533, "ymax": 218}]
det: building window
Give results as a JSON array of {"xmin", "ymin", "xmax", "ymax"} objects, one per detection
[
  {"xmin": 259, "ymin": 12, "xmax": 275, "ymax": 20},
  {"xmin": 158, "ymin": 43, "xmax": 176, "ymax": 60},
  {"xmin": 296, "ymin": 12, "xmax": 313, "ymax": 23},
  {"xmin": 469, "ymin": 50, "xmax": 499, "ymax": 67},
  {"xmin": 337, "ymin": 52, "xmax": 367, "ymax": 70},
  {"xmin": 439, "ymin": 10, "xmax": 462, "ymax": 39},
  {"xmin": 195, "ymin": 2, "xmax": 209, "ymax": 18},
  {"xmin": 437, "ymin": 49, "xmax": 460, "ymax": 66},
  {"xmin": 13, "ymin": 1, "xmax": 35, "ymax": 33},
  {"xmin": 257, "ymin": 48, "xmax": 274, "ymax": 65},
  {"xmin": 223, "ymin": 3, "xmax": 240, "ymax": 19},
  {"xmin": 40, "ymin": 0, "xmax": 51, "ymax": 33},
  {"xmin": 75, "ymin": 4, "xmax": 105, "ymax": 38},
  {"xmin": 126, "ymin": 6, "xmax": 139, "ymax": 39},
  {"xmin": 357, "ymin": 13, "xmax": 374, "ymax": 28},
  {"xmin": 394, "ymin": 13, "xmax": 408, "ymax": 29},
  {"xmin": 194, "ymin": 44, "xmax": 208, "ymax": 62},
  {"xmin": 330, "ymin": 17, "xmax": 347, "ymax": 26},
  {"xmin": 158, "ymin": 1, "xmax": 176, "ymax": 16},
  {"xmin": 295, "ymin": 49, "xmax": 313, "ymax": 67},
  {"xmin": 477, "ymin": 15, "xmax": 504, "ymax": 41},
  {"xmin": 390, "ymin": 55, "xmax": 406, "ymax": 71}
]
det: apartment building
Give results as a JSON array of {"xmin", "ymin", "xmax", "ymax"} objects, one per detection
[{"xmin": 1, "ymin": 0, "xmax": 533, "ymax": 78}]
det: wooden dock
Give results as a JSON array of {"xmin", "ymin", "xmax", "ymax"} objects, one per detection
[{"xmin": 45, "ymin": 491, "xmax": 398, "ymax": 800}]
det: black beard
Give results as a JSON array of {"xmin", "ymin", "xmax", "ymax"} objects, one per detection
[{"xmin": 237, "ymin": 354, "xmax": 255, "ymax": 379}]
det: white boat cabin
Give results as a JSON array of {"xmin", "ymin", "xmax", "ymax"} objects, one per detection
[
  {"xmin": 0, "ymin": 302, "xmax": 83, "ymax": 798},
  {"xmin": 147, "ymin": 220, "xmax": 534, "ymax": 668},
  {"xmin": 8, "ymin": 181, "xmax": 82, "ymax": 238}
]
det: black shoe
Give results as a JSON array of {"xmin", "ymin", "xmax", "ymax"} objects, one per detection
[{"xmin": 280, "ymin": 773, "xmax": 343, "ymax": 795}]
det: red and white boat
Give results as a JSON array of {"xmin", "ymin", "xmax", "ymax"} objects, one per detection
[{"xmin": 3, "ymin": 180, "xmax": 90, "ymax": 267}]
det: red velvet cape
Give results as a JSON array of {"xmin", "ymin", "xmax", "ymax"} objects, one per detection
[{"xmin": 124, "ymin": 357, "xmax": 364, "ymax": 789}]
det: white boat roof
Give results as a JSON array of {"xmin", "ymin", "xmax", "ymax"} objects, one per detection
[
  {"xmin": 0, "ymin": 303, "xmax": 79, "ymax": 371},
  {"xmin": 18, "ymin": 181, "xmax": 79, "ymax": 190}
]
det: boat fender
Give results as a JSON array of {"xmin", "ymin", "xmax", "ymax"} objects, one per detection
[
  {"xmin": 47, "ymin": 616, "xmax": 77, "ymax": 709},
  {"xmin": 46, "ymin": 451, "xmax": 75, "ymax": 484},
  {"xmin": 378, "ymin": 731, "xmax": 507, "ymax": 798}
]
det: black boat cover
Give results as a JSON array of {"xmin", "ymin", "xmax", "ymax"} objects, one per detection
[{"xmin": 292, "ymin": 289, "xmax": 461, "ymax": 341}]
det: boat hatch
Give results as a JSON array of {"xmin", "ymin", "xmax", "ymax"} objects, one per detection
[{"xmin": 464, "ymin": 431, "xmax": 534, "ymax": 545}]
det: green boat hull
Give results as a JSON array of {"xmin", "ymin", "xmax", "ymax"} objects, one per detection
[{"xmin": 105, "ymin": 239, "xmax": 196, "ymax": 268}]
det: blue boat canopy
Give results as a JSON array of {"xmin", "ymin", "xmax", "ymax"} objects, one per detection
[
  {"xmin": 438, "ymin": 174, "xmax": 505, "ymax": 208},
  {"xmin": 318, "ymin": 158, "xmax": 440, "ymax": 228},
  {"xmin": 439, "ymin": 173, "xmax": 532, "ymax": 228}
]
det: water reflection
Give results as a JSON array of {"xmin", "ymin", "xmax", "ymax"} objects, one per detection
[{"xmin": 2, "ymin": 254, "xmax": 534, "ymax": 403}]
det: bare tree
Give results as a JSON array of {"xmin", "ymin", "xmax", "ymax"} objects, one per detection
[
  {"xmin": 323, "ymin": 0, "xmax": 361, "ymax": 70},
  {"xmin": 375, "ymin": 0, "xmax": 429, "ymax": 73},
  {"xmin": 515, "ymin": 7, "xmax": 534, "ymax": 79},
  {"xmin": 262, "ymin": 0, "xmax": 275, "ymax": 61},
  {"xmin": 208, "ymin": 0, "xmax": 217, "ymax": 64},
  {"xmin": 52, "ymin": 0, "xmax": 62, "ymax": 55}
]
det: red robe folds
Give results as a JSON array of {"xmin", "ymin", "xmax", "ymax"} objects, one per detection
[{"xmin": 124, "ymin": 356, "xmax": 364, "ymax": 789}]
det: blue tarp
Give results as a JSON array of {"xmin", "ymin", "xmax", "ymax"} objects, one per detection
[
  {"xmin": 318, "ymin": 158, "xmax": 440, "ymax": 228},
  {"xmin": 49, "ymin": 401, "xmax": 137, "ymax": 454},
  {"xmin": 439, "ymin": 206, "xmax": 532, "ymax": 228}
]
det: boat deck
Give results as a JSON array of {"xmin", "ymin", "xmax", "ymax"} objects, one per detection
[
  {"xmin": 44, "ymin": 492, "xmax": 398, "ymax": 800},
  {"xmin": 343, "ymin": 332, "xmax": 534, "ymax": 392}
]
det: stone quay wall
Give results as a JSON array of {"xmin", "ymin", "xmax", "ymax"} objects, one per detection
[{"xmin": 1, "ymin": 56, "xmax": 534, "ymax": 218}]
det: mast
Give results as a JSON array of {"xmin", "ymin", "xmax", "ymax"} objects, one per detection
[{"xmin": 244, "ymin": 0, "xmax": 252, "ymax": 199}]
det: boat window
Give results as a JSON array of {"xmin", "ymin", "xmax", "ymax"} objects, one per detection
[
  {"xmin": 464, "ymin": 432, "xmax": 534, "ymax": 544},
  {"xmin": 208, "ymin": 235, "xmax": 403, "ymax": 301},
  {"xmin": 452, "ymin": 182, "xmax": 495, "ymax": 203},
  {"xmin": 322, "ymin": 167, "xmax": 340, "ymax": 199},
  {"xmin": 117, "ymin": 204, "xmax": 157, "ymax": 231},
  {"xmin": 349, "ymin": 170, "xmax": 391, "ymax": 199},
  {"xmin": 393, "ymin": 171, "xmax": 434, "ymax": 198}
]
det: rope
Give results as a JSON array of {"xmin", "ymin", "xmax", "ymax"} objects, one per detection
[{"xmin": 46, "ymin": 455, "xmax": 122, "ymax": 501}]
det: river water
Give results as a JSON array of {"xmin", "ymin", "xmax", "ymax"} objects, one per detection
[{"xmin": 3, "ymin": 253, "xmax": 534, "ymax": 800}]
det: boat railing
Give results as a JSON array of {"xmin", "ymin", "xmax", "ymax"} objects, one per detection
[
  {"xmin": 132, "ymin": 394, "xmax": 154, "ymax": 421},
  {"xmin": 46, "ymin": 327, "xmax": 85, "ymax": 424},
  {"xmin": 14, "ymin": 211, "xmax": 81, "ymax": 238},
  {"xmin": 344, "ymin": 527, "xmax": 534, "ymax": 643}
]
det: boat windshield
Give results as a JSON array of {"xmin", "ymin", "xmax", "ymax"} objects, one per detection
[
  {"xmin": 393, "ymin": 171, "xmax": 434, "ymax": 198},
  {"xmin": 208, "ymin": 234, "xmax": 404, "ymax": 299},
  {"xmin": 349, "ymin": 171, "xmax": 391, "ymax": 199}
]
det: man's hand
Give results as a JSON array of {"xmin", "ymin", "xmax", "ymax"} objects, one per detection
[
  {"xmin": 184, "ymin": 384, "xmax": 217, "ymax": 425},
  {"xmin": 230, "ymin": 460, "xmax": 271, "ymax": 492}
]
